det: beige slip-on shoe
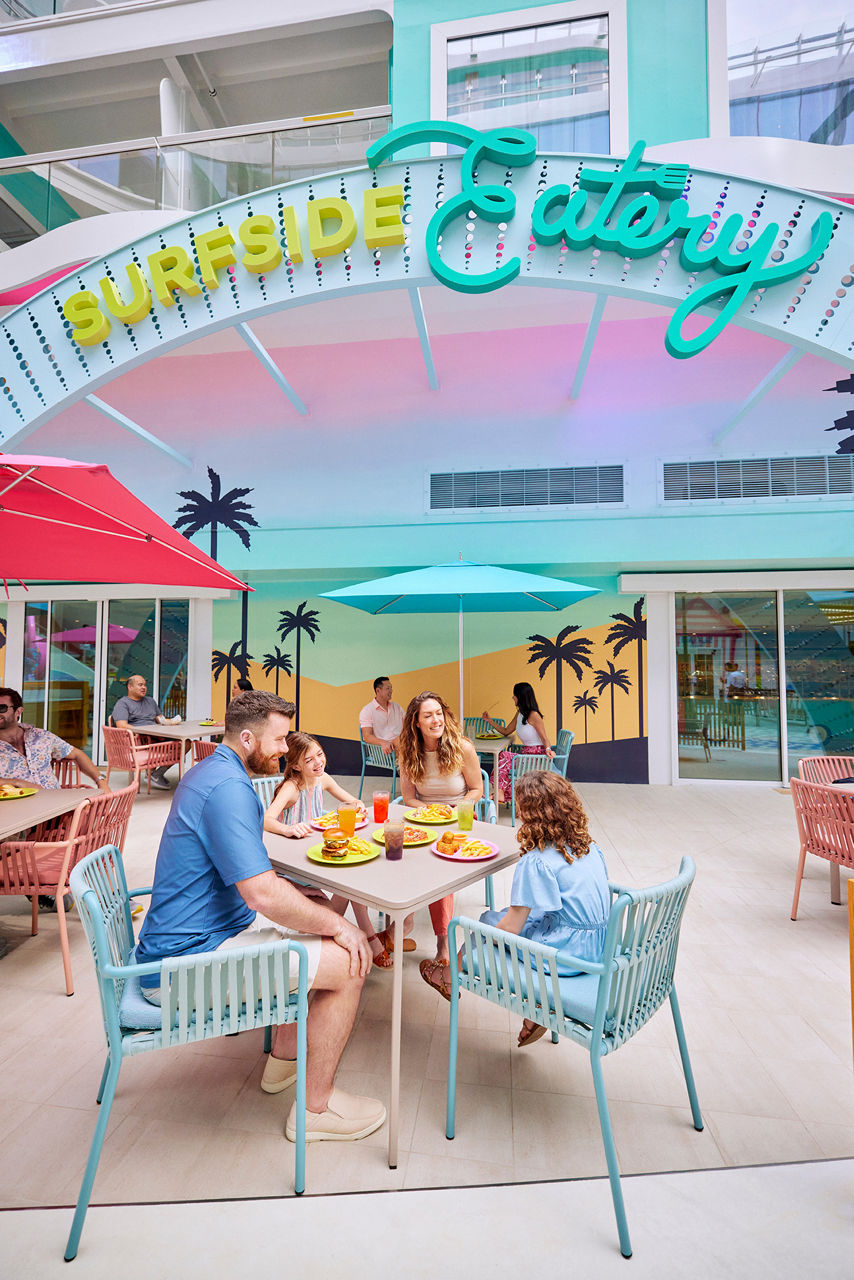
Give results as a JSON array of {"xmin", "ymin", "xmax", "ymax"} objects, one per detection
[
  {"xmin": 260, "ymin": 1055, "xmax": 298, "ymax": 1094},
  {"xmin": 285, "ymin": 1088, "xmax": 386, "ymax": 1142}
]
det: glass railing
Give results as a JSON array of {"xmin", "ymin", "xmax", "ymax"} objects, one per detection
[
  {"xmin": 0, "ymin": 0, "xmax": 140, "ymax": 20},
  {"xmin": 0, "ymin": 108, "xmax": 391, "ymax": 248}
]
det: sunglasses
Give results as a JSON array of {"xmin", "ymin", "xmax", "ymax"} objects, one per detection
[{"xmin": 0, "ymin": 704, "xmax": 16, "ymax": 713}]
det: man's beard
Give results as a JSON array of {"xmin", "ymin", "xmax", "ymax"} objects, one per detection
[{"xmin": 245, "ymin": 745, "xmax": 281, "ymax": 775}]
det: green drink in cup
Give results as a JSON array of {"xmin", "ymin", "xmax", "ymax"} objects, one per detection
[{"xmin": 457, "ymin": 801, "xmax": 474, "ymax": 832}]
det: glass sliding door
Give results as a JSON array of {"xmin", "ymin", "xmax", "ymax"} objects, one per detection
[
  {"xmin": 105, "ymin": 600, "xmax": 155, "ymax": 722},
  {"xmin": 159, "ymin": 600, "xmax": 189, "ymax": 719},
  {"xmin": 676, "ymin": 592, "xmax": 781, "ymax": 780},
  {"xmin": 22, "ymin": 601, "xmax": 49, "ymax": 728},
  {"xmin": 47, "ymin": 600, "xmax": 98, "ymax": 755},
  {"xmin": 783, "ymin": 589, "xmax": 854, "ymax": 778}
]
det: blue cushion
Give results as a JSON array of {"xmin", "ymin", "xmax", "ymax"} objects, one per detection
[
  {"xmin": 461, "ymin": 951, "xmax": 607, "ymax": 1028},
  {"xmin": 118, "ymin": 948, "xmax": 163, "ymax": 1031}
]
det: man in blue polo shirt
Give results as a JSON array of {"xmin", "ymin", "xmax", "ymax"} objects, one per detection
[{"xmin": 137, "ymin": 690, "xmax": 385, "ymax": 1144}]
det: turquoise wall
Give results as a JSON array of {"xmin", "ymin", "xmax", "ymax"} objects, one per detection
[{"xmin": 392, "ymin": 0, "xmax": 710, "ymax": 144}]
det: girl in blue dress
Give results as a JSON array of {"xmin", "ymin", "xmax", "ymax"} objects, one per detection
[{"xmin": 480, "ymin": 770, "xmax": 611, "ymax": 1047}]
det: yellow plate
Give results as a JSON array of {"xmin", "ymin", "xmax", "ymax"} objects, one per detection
[
  {"xmin": 0, "ymin": 786, "xmax": 37, "ymax": 800},
  {"xmin": 403, "ymin": 806, "xmax": 457, "ymax": 825},
  {"xmin": 199, "ymin": 719, "xmax": 217, "ymax": 726},
  {"xmin": 306, "ymin": 840, "xmax": 379, "ymax": 866},
  {"xmin": 476, "ymin": 733, "xmax": 505, "ymax": 740},
  {"xmin": 371, "ymin": 826, "xmax": 433, "ymax": 847}
]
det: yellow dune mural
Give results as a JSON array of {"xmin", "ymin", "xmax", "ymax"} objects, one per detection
[{"xmin": 210, "ymin": 617, "xmax": 646, "ymax": 745}]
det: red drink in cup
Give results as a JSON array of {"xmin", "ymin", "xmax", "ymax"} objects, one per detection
[
  {"xmin": 373, "ymin": 790, "xmax": 390, "ymax": 823},
  {"xmin": 384, "ymin": 821, "xmax": 404, "ymax": 860}
]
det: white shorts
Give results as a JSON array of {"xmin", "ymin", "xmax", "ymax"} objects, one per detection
[
  {"xmin": 142, "ymin": 915, "xmax": 323, "ymax": 1004},
  {"xmin": 218, "ymin": 912, "xmax": 323, "ymax": 991}
]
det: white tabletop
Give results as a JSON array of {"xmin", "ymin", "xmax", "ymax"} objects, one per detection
[
  {"xmin": 0, "ymin": 786, "xmax": 94, "ymax": 843},
  {"xmin": 264, "ymin": 809, "xmax": 520, "ymax": 912},
  {"xmin": 132, "ymin": 720, "xmax": 224, "ymax": 740}
]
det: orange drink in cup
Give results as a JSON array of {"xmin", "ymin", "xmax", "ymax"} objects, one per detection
[
  {"xmin": 338, "ymin": 805, "xmax": 358, "ymax": 838},
  {"xmin": 373, "ymin": 790, "xmax": 390, "ymax": 823}
]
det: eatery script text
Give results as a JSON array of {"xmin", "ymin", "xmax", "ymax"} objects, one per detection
[{"xmin": 62, "ymin": 120, "xmax": 835, "ymax": 360}]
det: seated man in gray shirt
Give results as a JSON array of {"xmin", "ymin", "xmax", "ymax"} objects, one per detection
[{"xmin": 112, "ymin": 673, "xmax": 179, "ymax": 789}]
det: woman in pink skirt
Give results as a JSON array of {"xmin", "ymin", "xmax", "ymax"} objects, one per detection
[{"xmin": 481, "ymin": 681, "xmax": 555, "ymax": 802}]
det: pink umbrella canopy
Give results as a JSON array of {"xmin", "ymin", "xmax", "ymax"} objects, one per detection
[
  {"xmin": 0, "ymin": 454, "xmax": 249, "ymax": 593},
  {"xmin": 50, "ymin": 624, "xmax": 139, "ymax": 644}
]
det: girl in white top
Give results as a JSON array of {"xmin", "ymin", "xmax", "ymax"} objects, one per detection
[
  {"xmin": 481, "ymin": 681, "xmax": 555, "ymax": 802},
  {"xmin": 263, "ymin": 732, "xmax": 391, "ymax": 967}
]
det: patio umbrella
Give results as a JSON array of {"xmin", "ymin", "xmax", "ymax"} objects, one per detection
[
  {"xmin": 321, "ymin": 560, "xmax": 598, "ymax": 721},
  {"xmin": 0, "ymin": 454, "xmax": 248, "ymax": 593}
]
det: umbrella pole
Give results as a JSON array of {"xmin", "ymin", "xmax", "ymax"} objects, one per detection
[{"xmin": 458, "ymin": 597, "xmax": 464, "ymax": 723}]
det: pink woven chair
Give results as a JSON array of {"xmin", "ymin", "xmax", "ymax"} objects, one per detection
[
  {"xmin": 102, "ymin": 725, "xmax": 182, "ymax": 794},
  {"xmin": 0, "ymin": 782, "xmax": 138, "ymax": 994},
  {"xmin": 790, "ymin": 776, "xmax": 854, "ymax": 919},
  {"xmin": 191, "ymin": 738, "xmax": 218, "ymax": 764},
  {"xmin": 52, "ymin": 757, "xmax": 82, "ymax": 788},
  {"xmin": 798, "ymin": 755, "xmax": 854, "ymax": 785}
]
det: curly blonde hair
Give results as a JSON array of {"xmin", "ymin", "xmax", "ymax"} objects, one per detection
[
  {"xmin": 398, "ymin": 691, "xmax": 465, "ymax": 784},
  {"xmin": 515, "ymin": 771, "xmax": 592, "ymax": 863}
]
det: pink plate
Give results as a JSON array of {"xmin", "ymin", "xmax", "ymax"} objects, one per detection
[
  {"xmin": 310, "ymin": 813, "xmax": 368, "ymax": 832},
  {"xmin": 431, "ymin": 838, "xmax": 499, "ymax": 862}
]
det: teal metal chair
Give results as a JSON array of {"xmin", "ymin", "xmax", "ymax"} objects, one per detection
[
  {"xmin": 552, "ymin": 728, "xmax": 575, "ymax": 777},
  {"xmin": 508, "ymin": 752, "xmax": 560, "ymax": 825},
  {"xmin": 446, "ymin": 856, "xmax": 701, "ymax": 1259},
  {"xmin": 465, "ymin": 716, "xmax": 506, "ymax": 768},
  {"xmin": 358, "ymin": 728, "xmax": 397, "ymax": 799},
  {"xmin": 65, "ymin": 844, "xmax": 308, "ymax": 1262},
  {"xmin": 475, "ymin": 786, "xmax": 498, "ymax": 910}
]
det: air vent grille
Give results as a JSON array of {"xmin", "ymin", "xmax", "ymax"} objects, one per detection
[
  {"xmin": 430, "ymin": 465, "xmax": 623, "ymax": 510},
  {"xmin": 662, "ymin": 456, "xmax": 854, "ymax": 501}
]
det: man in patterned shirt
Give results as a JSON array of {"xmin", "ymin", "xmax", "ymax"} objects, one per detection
[{"xmin": 0, "ymin": 686, "xmax": 108, "ymax": 793}]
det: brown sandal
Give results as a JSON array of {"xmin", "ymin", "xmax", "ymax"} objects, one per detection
[
  {"xmin": 419, "ymin": 957, "xmax": 453, "ymax": 1001},
  {"xmin": 376, "ymin": 926, "xmax": 416, "ymax": 954},
  {"xmin": 366, "ymin": 934, "xmax": 393, "ymax": 969},
  {"xmin": 518, "ymin": 1019, "xmax": 548, "ymax": 1047}
]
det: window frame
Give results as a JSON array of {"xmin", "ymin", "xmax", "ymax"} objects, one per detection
[{"xmin": 429, "ymin": 1, "xmax": 628, "ymax": 155}]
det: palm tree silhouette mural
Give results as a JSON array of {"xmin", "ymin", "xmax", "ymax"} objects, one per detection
[
  {"xmin": 175, "ymin": 466, "xmax": 259, "ymax": 686},
  {"xmin": 175, "ymin": 466, "xmax": 258, "ymax": 561},
  {"xmin": 573, "ymin": 690, "xmax": 599, "ymax": 743},
  {"xmin": 278, "ymin": 603, "xmax": 320, "ymax": 729},
  {"xmin": 211, "ymin": 640, "xmax": 254, "ymax": 692},
  {"xmin": 262, "ymin": 646, "xmax": 294, "ymax": 695},
  {"xmin": 824, "ymin": 374, "xmax": 854, "ymax": 454},
  {"xmin": 527, "ymin": 625, "xmax": 593, "ymax": 732},
  {"xmin": 593, "ymin": 662, "xmax": 632, "ymax": 741},
  {"xmin": 606, "ymin": 597, "xmax": 647, "ymax": 738}
]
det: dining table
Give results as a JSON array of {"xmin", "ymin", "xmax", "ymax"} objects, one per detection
[
  {"xmin": 0, "ymin": 785, "xmax": 94, "ymax": 843},
  {"xmin": 264, "ymin": 804, "xmax": 521, "ymax": 1167},
  {"xmin": 132, "ymin": 718, "xmax": 224, "ymax": 744},
  {"xmin": 466, "ymin": 728, "xmax": 515, "ymax": 799}
]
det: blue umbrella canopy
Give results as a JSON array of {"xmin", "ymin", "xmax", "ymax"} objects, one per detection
[{"xmin": 321, "ymin": 561, "xmax": 598, "ymax": 718}]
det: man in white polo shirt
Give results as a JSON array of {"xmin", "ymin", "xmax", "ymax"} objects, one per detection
[{"xmin": 359, "ymin": 676, "xmax": 403, "ymax": 755}]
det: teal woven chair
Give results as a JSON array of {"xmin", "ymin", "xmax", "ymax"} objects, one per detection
[
  {"xmin": 65, "ymin": 844, "xmax": 308, "ymax": 1262},
  {"xmin": 465, "ymin": 716, "xmax": 506, "ymax": 769},
  {"xmin": 358, "ymin": 729, "xmax": 397, "ymax": 800},
  {"xmin": 552, "ymin": 728, "xmax": 575, "ymax": 778},
  {"xmin": 508, "ymin": 752, "xmax": 560, "ymax": 825},
  {"xmin": 251, "ymin": 774, "xmax": 282, "ymax": 809},
  {"xmin": 475, "ymin": 787, "xmax": 498, "ymax": 909},
  {"xmin": 446, "ymin": 856, "xmax": 702, "ymax": 1259}
]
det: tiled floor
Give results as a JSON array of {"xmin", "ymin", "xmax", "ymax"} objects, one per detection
[{"xmin": 0, "ymin": 775, "xmax": 851, "ymax": 1270}]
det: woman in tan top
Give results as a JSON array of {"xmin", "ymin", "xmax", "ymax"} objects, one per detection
[{"xmin": 396, "ymin": 691, "xmax": 482, "ymax": 998}]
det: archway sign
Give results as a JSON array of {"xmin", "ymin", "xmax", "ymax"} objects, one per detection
[{"xmin": 2, "ymin": 119, "xmax": 853, "ymax": 444}]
